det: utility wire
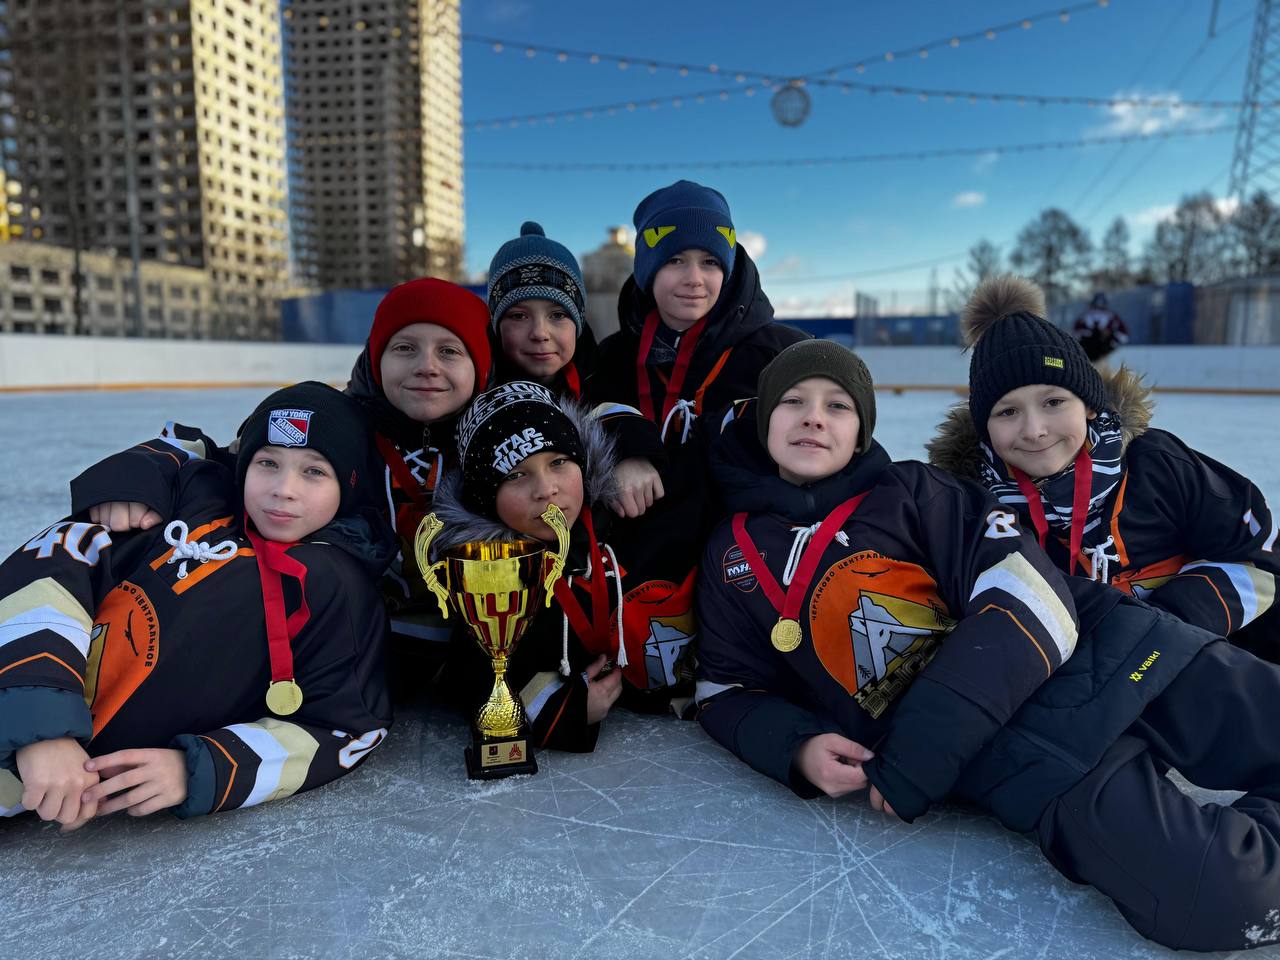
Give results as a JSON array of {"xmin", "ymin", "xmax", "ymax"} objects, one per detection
[{"xmin": 467, "ymin": 125, "xmax": 1231, "ymax": 172}]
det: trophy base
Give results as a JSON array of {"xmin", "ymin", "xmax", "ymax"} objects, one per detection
[{"xmin": 465, "ymin": 736, "xmax": 539, "ymax": 780}]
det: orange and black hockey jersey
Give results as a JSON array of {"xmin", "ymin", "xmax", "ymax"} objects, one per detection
[
  {"xmin": 929, "ymin": 366, "xmax": 1278, "ymax": 645},
  {"xmin": 1, "ymin": 436, "xmax": 394, "ymax": 818}
]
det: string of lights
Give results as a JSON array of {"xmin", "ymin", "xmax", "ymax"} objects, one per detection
[
  {"xmin": 466, "ymin": 125, "xmax": 1230, "ymax": 172},
  {"xmin": 461, "ymin": 0, "xmax": 1115, "ymax": 88}
]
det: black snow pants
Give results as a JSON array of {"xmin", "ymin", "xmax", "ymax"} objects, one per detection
[{"xmin": 1036, "ymin": 640, "xmax": 1280, "ymax": 952}]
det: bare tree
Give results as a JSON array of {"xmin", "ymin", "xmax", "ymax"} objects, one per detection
[
  {"xmin": 1141, "ymin": 192, "xmax": 1230, "ymax": 285},
  {"xmin": 1009, "ymin": 208, "xmax": 1093, "ymax": 306},
  {"xmin": 1089, "ymin": 217, "xmax": 1133, "ymax": 290},
  {"xmin": 1229, "ymin": 191, "xmax": 1280, "ymax": 277},
  {"xmin": 946, "ymin": 238, "xmax": 1002, "ymax": 312}
]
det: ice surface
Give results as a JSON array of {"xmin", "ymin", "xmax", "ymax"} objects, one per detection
[{"xmin": 1, "ymin": 386, "xmax": 1278, "ymax": 960}]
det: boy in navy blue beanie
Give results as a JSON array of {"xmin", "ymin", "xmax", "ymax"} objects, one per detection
[{"xmin": 584, "ymin": 180, "xmax": 808, "ymax": 643}]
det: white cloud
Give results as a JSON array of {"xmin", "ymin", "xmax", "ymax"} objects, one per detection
[
  {"xmin": 952, "ymin": 191, "xmax": 986, "ymax": 209},
  {"xmin": 738, "ymin": 230, "xmax": 767, "ymax": 260},
  {"xmin": 773, "ymin": 286, "xmax": 858, "ymax": 318},
  {"xmin": 483, "ymin": 1, "xmax": 532, "ymax": 24},
  {"xmin": 762, "ymin": 254, "xmax": 806, "ymax": 278},
  {"xmin": 972, "ymin": 151, "xmax": 1000, "ymax": 174},
  {"xmin": 1130, "ymin": 195, "xmax": 1239, "ymax": 229},
  {"xmin": 1090, "ymin": 88, "xmax": 1222, "ymax": 137}
]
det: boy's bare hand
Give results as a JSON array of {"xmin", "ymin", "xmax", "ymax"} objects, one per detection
[
  {"xmin": 869, "ymin": 785, "xmax": 900, "ymax": 820},
  {"xmin": 609, "ymin": 458, "xmax": 664, "ymax": 519},
  {"xmin": 15, "ymin": 737, "xmax": 100, "ymax": 830},
  {"xmin": 89, "ymin": 501, "xmax": 162, "ymax": 532},
  {"xmin": 794, "ymin": 734, "xmax": 875, "ymax": 797},
  {"xmin": 83, "ymin": 748, "xmax": 188, "ymax": 817},
  {"xmin": 584, "ymin": 654, "xmax": 623, "ymax": 724}
]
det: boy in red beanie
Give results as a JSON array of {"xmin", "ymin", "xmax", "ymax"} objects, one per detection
[{"xmin": 74, "ymin": 279, "xmax": 494, "ymax": 691}]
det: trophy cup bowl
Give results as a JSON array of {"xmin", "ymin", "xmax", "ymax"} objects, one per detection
[{"xmin": 415, "ymin": 505, "xmax": 569, "ymax": 780}]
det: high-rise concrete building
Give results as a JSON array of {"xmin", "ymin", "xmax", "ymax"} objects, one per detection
[
  {"xmin": 284, "ymin": 0, "xmax": 464, "ymax": 291},
  {"xmin": 0, "ymin": 0, "xmax": 289, "ymax": 338}
]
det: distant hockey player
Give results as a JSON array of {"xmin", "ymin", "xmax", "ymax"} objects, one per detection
[
  {"xmin": 1072, "ymin": 292, "xmax": 1130, "ymax": 362},
  {"xmin": 0, "ymin": 383, "xmax": 395, "ymax": 827}
]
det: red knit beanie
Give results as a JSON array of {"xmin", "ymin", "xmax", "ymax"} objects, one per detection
[{"xmin": 368, "ymin": 278, "xmax": 492, "ymax": 390}]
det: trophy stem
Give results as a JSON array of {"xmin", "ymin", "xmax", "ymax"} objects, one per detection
[{"xmin": 475, "ymin": 656, "xmax": 525, "ymax": 740}]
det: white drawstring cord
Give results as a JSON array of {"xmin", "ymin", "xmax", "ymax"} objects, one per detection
[
  {"xmin": 659, "ymin": 398, "xmax": 698, "ymax": 445},
  {"xmin": 602, "ymin": 542, "xmax": 627, "ymax": 668},
  {"xmin": 560, "ymin": 542, "xmax": 629, "ymax": 676},
  {"xmin": 1084, "ymin": 534, "xmax": 1120, "ymax": 584},
  {"xmin": 782, "ymin": 523, "xmax": 849, "ymax": 587},
  {"xmin": 163, "ymin": 520, "xmax": 238, "ymax": 579}
]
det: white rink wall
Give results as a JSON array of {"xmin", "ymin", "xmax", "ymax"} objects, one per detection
[
  {"xmin": 0, "ymin": 333, "xmax": 358, "ymax": 390},
  {"xmin": 1, "ymin": 333, "xmax": 1279, "ymax": 393}
]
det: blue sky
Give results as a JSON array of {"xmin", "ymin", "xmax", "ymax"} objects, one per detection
[{"xmin": 459, "ymin": 0, "xmax": 1253, "ymax": 314}]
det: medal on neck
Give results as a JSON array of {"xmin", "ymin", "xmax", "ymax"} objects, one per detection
[
  {"xmin": 248, "ymin": 529, "xmax": 311, "ymax": 716},
  {"xmin": 731, "ymin": 493, "xmax": 869, "ymax": 653}
]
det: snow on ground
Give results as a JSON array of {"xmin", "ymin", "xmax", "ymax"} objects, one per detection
[{"xmin": 1, "ymin": 386, "xmax": 1278, "ymax": 960}]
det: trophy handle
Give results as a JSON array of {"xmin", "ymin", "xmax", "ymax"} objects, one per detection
[
  {"xmin": 413, "ymin": 512, "xmax": 452, "ymax": 619},
  {"xmin": 540, "ymin": 504, "xmax": 570, "ymax": 607}
]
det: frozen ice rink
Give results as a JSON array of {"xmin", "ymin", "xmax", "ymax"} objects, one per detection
[{"xmin": 2, "ymin": 386, "xmax": 1279, "ymax": 960}]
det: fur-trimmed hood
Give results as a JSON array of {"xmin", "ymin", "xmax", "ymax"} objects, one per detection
[
  {"xmin": 428, "ymin": 396, "xmax": 618, "ymax": 556},
  {"xmin": 926, "ymin": 364, "xmax": 1155, "ymax": 480}
]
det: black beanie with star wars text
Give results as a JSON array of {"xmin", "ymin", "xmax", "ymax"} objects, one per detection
[{"xmin": 455, "ymin": 381, "xmax": 586, "ymax": 517}]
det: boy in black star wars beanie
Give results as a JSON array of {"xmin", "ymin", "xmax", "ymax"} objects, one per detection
[{"xmin": 455, "ymin": 381, "xmax": 586, "ymax": 519}]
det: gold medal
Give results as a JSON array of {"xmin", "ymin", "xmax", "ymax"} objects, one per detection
[
  {"xmin": 770, "ymin": 618, "xmax": 803, "ymax": 653},
  {"xmin": 265, "ymin": 679, "xmax": 304, "ymax": 716}
]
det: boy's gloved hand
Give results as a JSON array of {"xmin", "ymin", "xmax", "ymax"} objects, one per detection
[
  {"xmin": 83, "ymin": 748, "xmax": 188, "ymax": 818},
  {"xmin": 89, "ymin": 501, "xmax": 163, "ymax": 533},
  {"xmin": 15, "ymin": 737, "xmax": 100, "ymax": 832},
  {"xmin": 609, "ymin": 458, "xmax": 665, "ymax": 519},
  {"xmin": 794, "ymin": 734, "xmax": 875, "ymax": 798}
]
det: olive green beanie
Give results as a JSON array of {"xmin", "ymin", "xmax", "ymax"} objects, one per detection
[{"xmin": 756, "ymin": 339, "xmax": 876, "ymax": 452}]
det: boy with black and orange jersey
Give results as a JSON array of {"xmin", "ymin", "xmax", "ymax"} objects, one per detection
[
  {"xmin": 0, "ymin": 383, "xmax": 394, "ymax": 827},
  {"xmin": 929, "ymin": 275, "xmax": 1278, "ymax": 657},
  {"xmin": 696, "ymin": 339, "xmax": 1280, "ymax": 952}
]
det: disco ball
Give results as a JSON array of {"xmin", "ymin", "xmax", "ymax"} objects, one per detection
[{"xmin": 771, "ymin": 83, "xmax": 811, "ymax": 127}]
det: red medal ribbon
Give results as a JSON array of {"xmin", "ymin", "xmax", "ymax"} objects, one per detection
[
  {"xmin": 730, "ymin": 493, "xmax": 869, "ymax": 621},
  {"xmin": 247, "ymin": 529, "xmax": 311, "ymax": 684},
  {"xmin": 551, "ymin": 511, "xmax": 615, "ymax": 655},
  {"xmin": 635, "ymin": 310, "xmax": 708, "ymax": 423},
  {"xmin": 562, "ymin": 362, "xmax": 581, "ymax": 400},
  {"xmin": 374, "ymin": 432, "xmax": 439, "ymax": 540},
  {"xmin": 1012, "ymin": 445, "xmax": 1094, "ymax": 577}
]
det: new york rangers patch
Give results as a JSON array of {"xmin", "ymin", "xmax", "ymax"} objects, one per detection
[{"xmin": 267, "ymin": 408, "xmax": 313, "ymax": 447}]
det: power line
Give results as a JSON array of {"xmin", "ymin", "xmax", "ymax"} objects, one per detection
[
  {"xmin": 466, "ymin": 125, "xmax": 1231, "ymax": 172},
  {"xmin": 466, "ymin": 73, "xmax": 1264, "ymax": 130}
]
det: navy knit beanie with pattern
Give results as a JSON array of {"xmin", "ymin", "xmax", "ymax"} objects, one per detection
[
  {"xmin": 962, "ymin": 275, "xmax": 1107, "ymax": 439},
  {"xmin": 632, "ymin": 180, "xmax": 737, "ymax": 294},
  {"xmin": 455, "ymin": 380, "xmax": 586, "ymax": 518},
  {"xmin": 487, "ymin": 222, "xmax": 587, "ymax": 335}
]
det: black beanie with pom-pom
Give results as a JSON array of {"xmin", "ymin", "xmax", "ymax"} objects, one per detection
[{"xmin": 962, "ymin": 275, "xmax": 1106, "ymax": 439}]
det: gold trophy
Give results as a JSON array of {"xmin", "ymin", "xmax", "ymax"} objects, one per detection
[{"xmin": 415, "ymin": 504, "xmax": 570, "ymax": 780}]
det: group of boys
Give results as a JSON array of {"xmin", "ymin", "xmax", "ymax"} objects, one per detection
[{"xmin": 2, "ymin": 181, "xmax": 1278, "ymax": 952}]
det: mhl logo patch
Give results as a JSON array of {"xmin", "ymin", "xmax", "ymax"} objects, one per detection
[
  {"xmin": 267, "ymin": 408, "xmax": 313, "ymax": 447},
  {"xmin": 723, "ymin": 544, "xmax": 760, "ymax": 592}
]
